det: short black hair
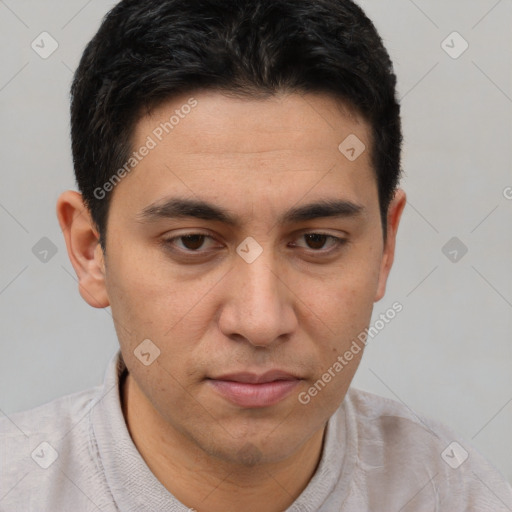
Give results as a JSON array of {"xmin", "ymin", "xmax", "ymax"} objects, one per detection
[{"xmin": 70, "ymin": 0, "xmax": 402, "ymax": 251}]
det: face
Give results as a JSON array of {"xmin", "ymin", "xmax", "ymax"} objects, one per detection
[{"xmin": 62, "ymin": 90, "xmax": 405, "ymax": 467}]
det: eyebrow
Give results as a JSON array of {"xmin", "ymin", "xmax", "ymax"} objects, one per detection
[{"xmin": 136, "ymin": 196, "xmax": 365, "ymax": 227}]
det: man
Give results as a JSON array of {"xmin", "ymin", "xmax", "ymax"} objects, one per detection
[{"xmin": 1, "ymin": 0, "xmax": 511, "ymax": 510}]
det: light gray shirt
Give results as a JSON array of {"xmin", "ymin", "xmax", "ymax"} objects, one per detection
[{"xmin": 1, "ymin": 350, "xmax": 511, "ymax": 511}]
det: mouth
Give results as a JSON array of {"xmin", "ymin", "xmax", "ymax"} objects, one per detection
[{"xmin": 206, "ymin": 371, "xmax": 302, "ymax": 408}]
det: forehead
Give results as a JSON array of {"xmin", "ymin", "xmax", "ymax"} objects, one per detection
[
  {"xmin": 113, "ymin": 90, "xmax": 377, "ymax": 223},
  {"xmin": 138, "ymin": 90, "xmax": 369, "ymax": 155}
]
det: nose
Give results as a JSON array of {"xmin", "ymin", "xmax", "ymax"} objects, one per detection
[{"xmin": 218, "ymin": 248, "xmax": 297, "ymax": 348}]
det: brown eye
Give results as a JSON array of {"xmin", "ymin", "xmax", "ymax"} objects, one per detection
[
  {"xmin": 304, "ymin": 233, "xmax": 330, "ymax": 250},
  {"xmin": 163, "ymin": 233, "xmax": 216, "ymax": 253},
  {"xmin": 179, "ymin": 234, "xmax": 207, "ymax": 251},
  {"xmin": 292, "ymin": 233, "xmax": 346, "ymax": 253}
]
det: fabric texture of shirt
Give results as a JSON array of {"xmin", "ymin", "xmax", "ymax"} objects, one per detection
[{"xmin": 1, "ymin": 349, "xmax": 511, "ymax": 511}]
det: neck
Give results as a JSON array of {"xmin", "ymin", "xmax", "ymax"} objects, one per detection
[{"xmin": 121, "ymin": 372, "xmax": 327, "ymax": 512}]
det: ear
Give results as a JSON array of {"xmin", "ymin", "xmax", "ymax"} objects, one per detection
[
  {"xmin": 56, "ymin": 191, "xmax": 110, "ymax": 308},
  {"xmin": 374, "ymin": 188, "xmax": 406, "ymax": 302}
]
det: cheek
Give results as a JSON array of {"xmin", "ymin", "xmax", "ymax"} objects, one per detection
[
  {"xmin": 298, "ymin": 276, "xmax": 375, "ymax": 415},
  {"xmin": 297, "ymin": 244, "xmax": 382, "ymax": 374},
  {"xmin": 105, "ymin": 248, "xmax": 222, "ymax": 371},
  {"xmin": 105, "ymin": 239, "xmax": 186, "ymax": 319},
  {"xmin": 302, "ymin": 248, "xmax": 381, "ymax": 329}
]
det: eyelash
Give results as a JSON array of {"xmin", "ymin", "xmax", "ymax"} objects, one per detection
[{"xmin": 161, "ymin": 232, "xmax": 348, "ymax": 257}]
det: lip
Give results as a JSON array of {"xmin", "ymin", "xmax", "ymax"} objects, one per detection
[
  {"xmin": 207, "ymin": 371, "xmax": 301, "ymax": 408},
  {"xmin": 211, "ymin": 370, "xmax": 299, "ymax": 384}
]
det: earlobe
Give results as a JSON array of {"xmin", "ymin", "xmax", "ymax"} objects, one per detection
[
  {"xmin": 374, "ymin": 188, "xmax": 407, "ymax": 302},
  {"xmin": 56, "ymin": 190, "xmax": 110, "ymax": 308}
]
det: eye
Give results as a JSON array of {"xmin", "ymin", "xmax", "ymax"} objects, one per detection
[
  {"xmin": 163, "ymin": 233, "xmax": 216, "ymax": 252},
  {"xmin": 290, "ymin": 233, "xmax": 347, "ymax": 253}
]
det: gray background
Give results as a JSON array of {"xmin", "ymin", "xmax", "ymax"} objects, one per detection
[{"xmin": 0, "ymin": 0, "xmax": 511, "ymax": 483}]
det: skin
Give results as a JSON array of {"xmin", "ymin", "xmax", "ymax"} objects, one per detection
[{"xmin": 57, "ymin": 90, "xmax": 406, "ymax": 512}]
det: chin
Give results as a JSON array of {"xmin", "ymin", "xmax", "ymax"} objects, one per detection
[{"xmin": 199, "ymin": 427, "xmax": 305, "ymax": 468}]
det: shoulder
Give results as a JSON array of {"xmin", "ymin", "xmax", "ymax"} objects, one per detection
[
  {"xmin": 1, "ymin": 385, "xmax": 102, "ymax": 437},
  {"xmin": 342, "ymin": 387, "xmax": 512, "ymax": 510},
  {"xmin": 0, "ymin": 385, "xmax": 105, "ymax": 509}
]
